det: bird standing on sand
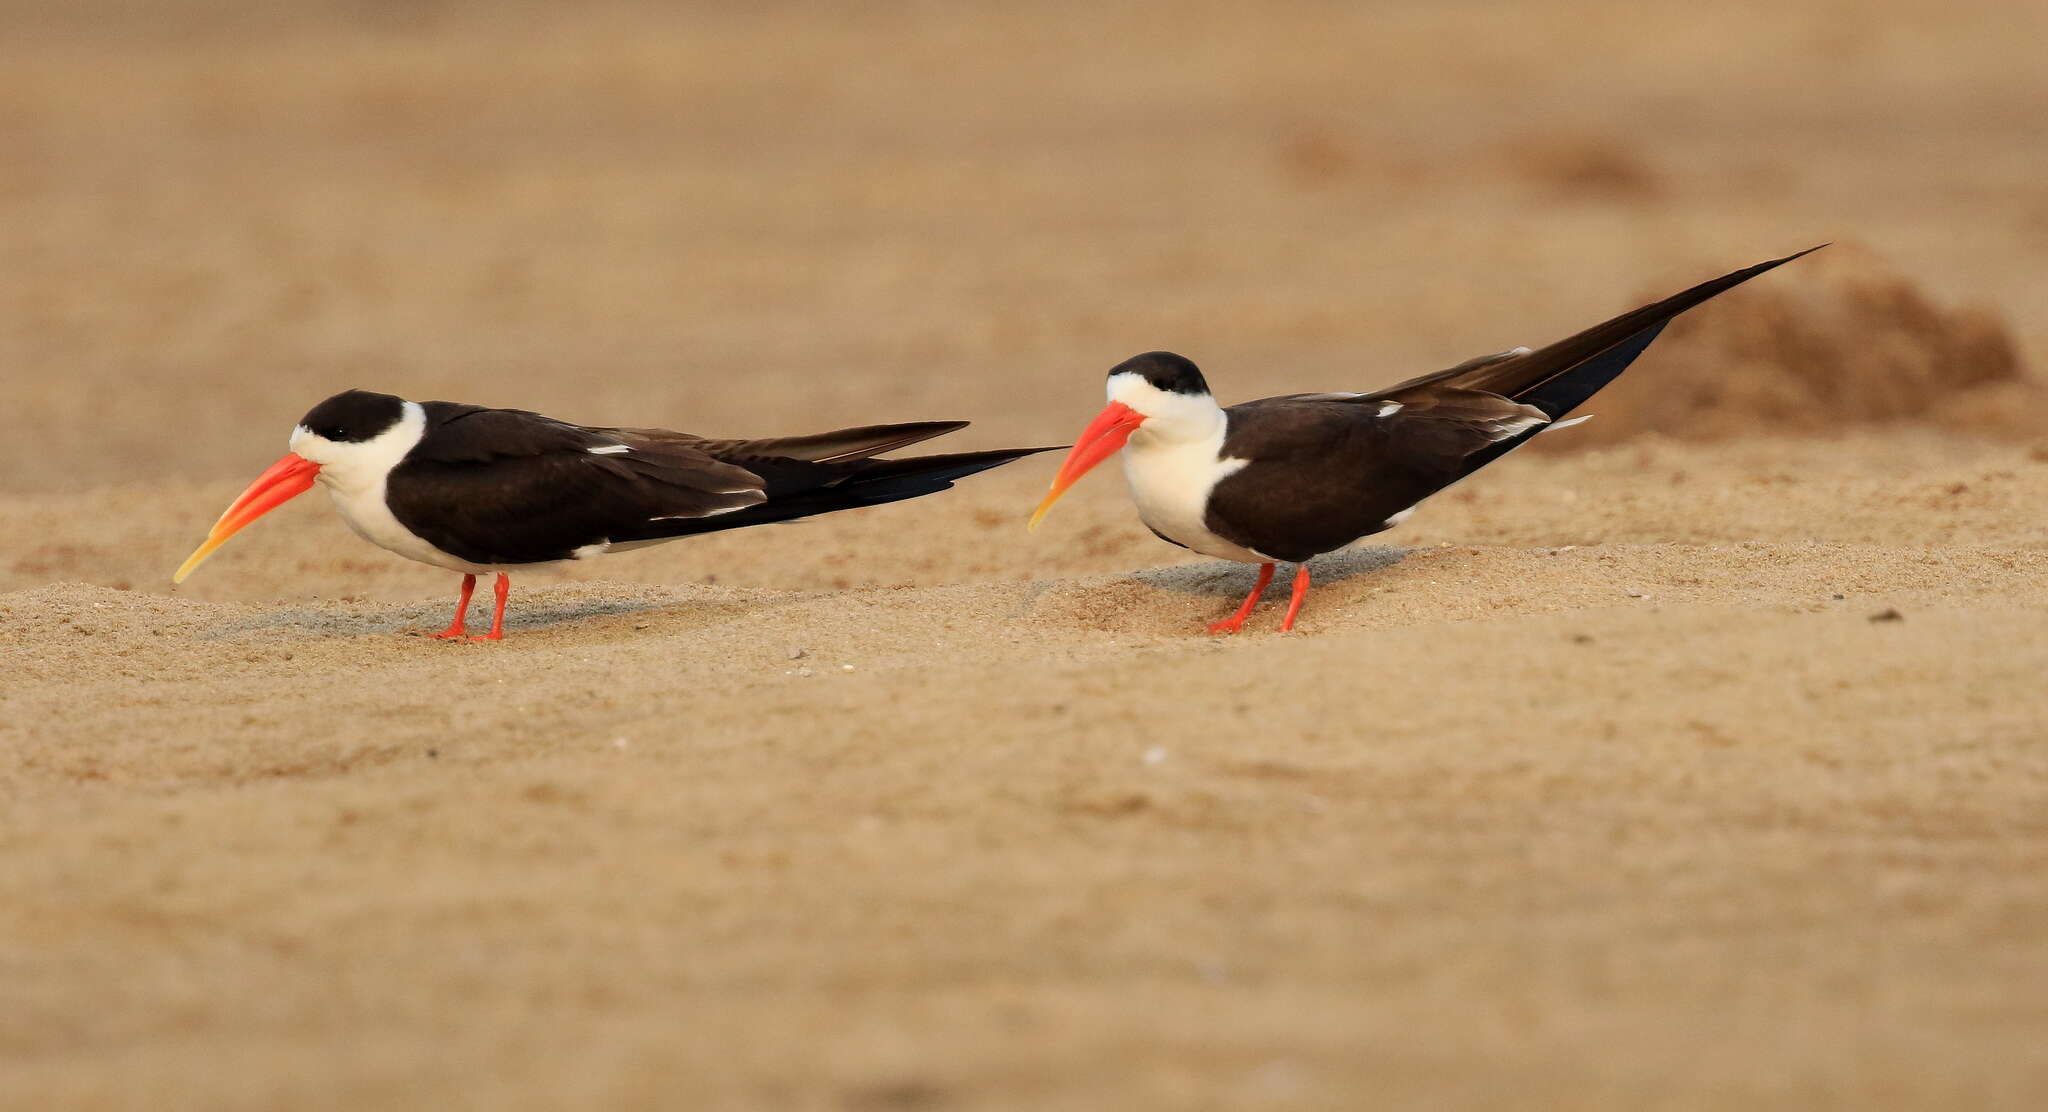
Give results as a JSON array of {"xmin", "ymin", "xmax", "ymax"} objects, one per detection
[
  {"xmin": 1027, "ymin": 247, "xmax": 1823, "ymax": 633},
  {"xmin": 176, "ymin": 391, "xmax": 1053, "ymax": 640}
]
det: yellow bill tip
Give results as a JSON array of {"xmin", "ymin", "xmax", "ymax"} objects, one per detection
[
  {"xmin": 170, "ymin": 452, "xmax": 321, "ymax": 585},
  {"xmin": 172, "ymin": 541, "xmax": 220, "ymax": 585},
  {"xmin": 1027, "ymin": 491, "xmax": 1063, "ymax": 533}
]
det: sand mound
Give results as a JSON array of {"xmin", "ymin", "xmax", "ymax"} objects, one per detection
[{"xmin": 1541, "ymin": 243, "xmax": 2040, "ymax": 448}]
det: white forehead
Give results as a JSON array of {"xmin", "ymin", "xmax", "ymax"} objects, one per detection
[
  {"xmin": 1108, "ymin": 371, "xmax": 1171, "ymax": 406},
  {"xmin": 1107, "ymin": 371, "xmax": 1220, "ymax": 429}
]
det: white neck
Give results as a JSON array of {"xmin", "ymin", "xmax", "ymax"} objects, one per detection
[{"xmin": 1116, "ymin": 416, "xmax": 1267, "ymax": 563}]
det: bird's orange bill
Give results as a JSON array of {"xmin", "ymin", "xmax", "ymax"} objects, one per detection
[
  {"xmin": 173, "ymin": 453, "xmax": 322, "ymax": 583},
  {"xmin": 1027, "ymin": 401, "xmax": 1145, "ymax": 531}
]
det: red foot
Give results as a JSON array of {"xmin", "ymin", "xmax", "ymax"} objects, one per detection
[
  {"xmin": 1207, "ymin": 563, "xmax": 1276, "ymax": 635},
  {"xmin": 477, "ymin": 573, "xmax": 510, "ymax": 642},
  {"xmin": 429, "ymin": 573, "xmax": 510, "ymax": 641},
  {"xmin": 431, "ymin": 574, "xmax": 477, "ymax": 640},
  {"xmin": 1277, "ymin": 564, "xmax": 1311, "ymax": 632}
]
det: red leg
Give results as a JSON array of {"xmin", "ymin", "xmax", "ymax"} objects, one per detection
[
  {"xmin": 468, "ymin": 573, "xmax": 510, "ymax": 642},
  {"xmin": 1208, "ymin": 562, "xmax": 1276, "ymax": 634},
  {"xmin": 431, "ymin": 574, "xmax": 477, "ymax": 639},
  {"xmin": 1278, "ymin": 563, "xmax": 1312, "ymax": 632}
]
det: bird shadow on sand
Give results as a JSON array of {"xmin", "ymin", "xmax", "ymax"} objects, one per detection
[
  {"xmin": 1023, "ymin": 546, "xmax": 1410, "ymax": 633},
  {"xmin": 1129, "ymin": 546, "xmax": 1409, "ymax": 598},
  {"xmin": 191, "ymin": 592, "xmax": 764, "ymax": 640}
]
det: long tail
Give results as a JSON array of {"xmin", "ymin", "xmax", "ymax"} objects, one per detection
[
  {"xmin": 1480, "ymin": 245, "xmax": 1827, "ymax": 419},
  {"xmin": 622, "ymin": 445, "xmax": 1060, "ymax": 539},
  {"xmin": 1380, "ymin": 245, "xmax": 1824, "ymax": 420},
  {"xmin": 1439, "ymin": 245, "xmax": 1824, "ymax": 477}
]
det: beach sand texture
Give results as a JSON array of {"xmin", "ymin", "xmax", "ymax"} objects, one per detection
[{"xmin": 4, "ymin": 2, "xmax": 2047, "ymax": 1107}]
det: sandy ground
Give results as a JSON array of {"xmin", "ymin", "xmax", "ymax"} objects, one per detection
[{"xmin": 5, "ymin": 2, "xmax": 2048, "ymax": 1108}]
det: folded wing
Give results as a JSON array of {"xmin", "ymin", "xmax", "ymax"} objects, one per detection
[{"xmin": 388, "ymin": 406, "xmax": 1048, "ymax": 564}]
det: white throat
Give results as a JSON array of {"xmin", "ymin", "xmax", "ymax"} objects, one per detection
[{"xmin": 1107, "ymin": 373, "xmax": 1269, "ymax": 563}]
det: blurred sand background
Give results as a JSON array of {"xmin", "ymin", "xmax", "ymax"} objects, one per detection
[{"xmin": 4, "ymin": 1, "xmax": 2047, "ymax": 1107}]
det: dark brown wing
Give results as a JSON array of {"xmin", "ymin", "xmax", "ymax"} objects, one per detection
[
  {"xmin": 1204, "ymin": 392, "xmax": 1547, "ymax": 562},
  {"xmin": 388, "ymin": 404, "xmax": 1048, "ymax": 565},
  {"xmin": 386, "ymin": 405, "xmax": 768, "ymax": 564}
]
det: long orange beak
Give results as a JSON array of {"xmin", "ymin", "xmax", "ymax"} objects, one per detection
[
  {"xmin": 173, "ymin": 453, "xmax": 322, "ymax": 583},
  {"xmin": 1028, "ymin": 401, "xmax": 1145, "ymax": 531}
]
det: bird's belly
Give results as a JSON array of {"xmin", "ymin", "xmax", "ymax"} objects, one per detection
[
  {"xmin": 1120, "ymin": 445, "xmax": 1271, "ymax": 564},
  {"xmin": 319, "ymin": 477, "xmax": 522, "ymax": 575}
]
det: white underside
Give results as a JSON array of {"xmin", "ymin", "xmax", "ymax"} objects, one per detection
[{"xmin": 1119, "ymin": 425, "xmax": 1272, "ymax": 564}]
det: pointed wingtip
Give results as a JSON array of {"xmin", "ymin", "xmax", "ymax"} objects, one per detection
[
  {"xmin": 1685, "ymin": 242, "xmax": 1831, "ymax": 296},
  {"xmin": 1735, "ymin": 242, "xmax": 1829, "ymax": 281}
]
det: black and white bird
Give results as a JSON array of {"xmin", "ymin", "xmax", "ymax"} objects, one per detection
[
  {"xmin": 1028, "ymin": 247, "xmax": 1822, "ymax": 633},
  {"xmin": 176, "ymin": 392, "xmax": 1053, "ymax": 640}
]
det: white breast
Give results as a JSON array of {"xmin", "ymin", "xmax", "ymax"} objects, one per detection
[
  {"xmin": 303, "ymin": 402, "xmax": 554, "ymax": 575},
  {"xmin": 1119, "ymin": 424, "xmax": 1271, "ymax": 563}
]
